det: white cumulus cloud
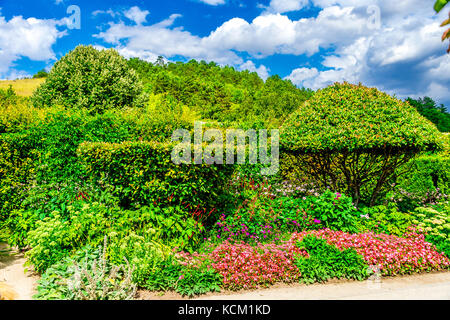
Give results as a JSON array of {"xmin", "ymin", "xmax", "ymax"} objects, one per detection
[
  {"xmin": 197, "ymin": 0, "xmax": 226, "ymax": 6},
  {"xmin": 261, "ymin": 0, "xmax": 309, "ymax": 14},
  {"xmin": 239, "ymin": 60, "xmax": 270, "ymax": 80},
  {"xmin": 124, "ymin": 6, "xmax": 150, "ymax": 25},
  {"xmin": 0, "ymin": 14, "xmax": 66, "ymax": 77}
]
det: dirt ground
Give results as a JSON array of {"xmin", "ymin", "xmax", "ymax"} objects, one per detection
[
  {"xmin": 1, "ymin": 241, "xmax": 449, "ymax": 300},
  {"xmin": 0, "ymin": 243, "xmax": 38, "ymax": 300},
  {"xmin": 139, "ymin": 271, "xmax": 450, "ymax": 300},
  {"xmin": 195, "ymin": 271, "xmax": 450, "ymax": 300}
]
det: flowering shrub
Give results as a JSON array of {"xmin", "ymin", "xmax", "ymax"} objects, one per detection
[
  {"xmin": 214, "ymin": 196, "xmax": 321, "ymax": 243},
  {"xmin": 214, "ymin": 191, "xmax": 358, "ymax": 243}
]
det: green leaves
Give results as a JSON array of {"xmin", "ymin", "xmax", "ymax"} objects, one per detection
[
  {"xmin": 142, "ymin": 255, "xmax": 222, "ymax": 297},
  {"xmin": 77, "ymin": 140, "xmax": 233, "ymax": 214},
  {"xmin": 32, "ymin": 45, "xmax": 144, "ymax": 114},
  {"xmin": 281, "ymin": 82, "xmax": 441, "ymax": 153},
  {"xmin": 434, "ymin": 0, "xmax": 450, "ymax": 13},
  {"xmin": 294, "ymin": 236, "xmax": 372, "ymax": 283}
]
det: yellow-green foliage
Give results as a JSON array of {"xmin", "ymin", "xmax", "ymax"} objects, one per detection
[
  {"xmin": 0, "ymin": 79, "xmax": 45, "ymax": 97},
  {"xmin": 0, "ymin": 99, "xmax": 49, "ymax": 133},
  {"xmin": 120, "ymin": 93, "xmax": 199, "ymax": 142},
  {"xmin": 281, "ymin": 82, "xmax": 441, "ymax": 153},
  {"xmin": 412, "ymin": 206, "xmax": 449, "ymax": 241},
  {"xmin": 280, "ymin": 153, "xmax": 313, "ymax": 182},
  {"xmin": 440, "ymin": 133, "xmax": 450, "ymax": 157},
  {"xmin": 77, "ymin": 141, "xmax": 233, "ymax": 210},
  {"xmin": 0, "ymin": 134, "xmax": 38, "ymax": 218}
]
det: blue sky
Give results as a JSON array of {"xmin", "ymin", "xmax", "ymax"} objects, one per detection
[{"xmin": 0, "ymin": 0, "xmax": 449, "ymax": 107}]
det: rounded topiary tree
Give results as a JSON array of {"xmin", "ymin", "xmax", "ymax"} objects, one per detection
[
  {"xmin": 32, "ymin": 45, "xmax": 144, "ymax": 113},
  {"xmin": 281, "ymin": 82, "xmax": 442, "ymax": 206}
]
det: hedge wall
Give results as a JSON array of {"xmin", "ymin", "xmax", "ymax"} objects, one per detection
[
  {"xmin": 396, "ymin": 154, "xmax": 450, "ymax": 203},
  {"xmin": 77, "ymin": 141, "xmax": 233, "ymax": 212},
  {"xmin": 0, "ymin": 133, "xmax": 39, "ymax": 219}
]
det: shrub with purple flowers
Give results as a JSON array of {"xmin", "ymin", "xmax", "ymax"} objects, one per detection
[{"xmin": 212, "ymin": 190, "xmax": 359, "ymax": 243}]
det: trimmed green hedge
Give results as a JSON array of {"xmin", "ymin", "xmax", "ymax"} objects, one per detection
[
  {"xmin": 77, "ymin": 141, "xmax": 233, "ymax": 212},
  {"xmin": 0, "ymin": 133, "xmax": 39, "ymax": 219},
  {"xmin": 402, "ymin": 155, "xmax": 449, "ymax": 194},
  {"xmin": 392, "ymin": 154, "xmax": 450, "ymax": 209},
  {"xmin": 281, "ymin": 82, "xmax": 441, "ymax": 153}
]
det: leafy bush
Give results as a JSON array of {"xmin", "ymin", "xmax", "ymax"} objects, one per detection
[
  {"xmin": 0, "ymin": 86, "xmax": 18, "ymax": 108},
  {"xmin": 391, "ymin": 154, "xmax": 449, "ymax": 211},
  {"xmin": 294, "ymin": 236, "xmax": 371, "ymax": 283},
  {"xmin": 300, "ymin": 191, "xmax": 359, "ymax": 232},
  {"xmin": 25, "ymin": 203, "xmax": 111, "ymax": 272},
  {"xmin": 142, "ymin": 254, "xmax": 222, "ymax": 297},
  {"xmin": 27, "ymin": 108, "xmax": 139, "ymax": 183},
  {"xmin": 0, "ymin": 133, "xmax": 38, "ymax": 220},
  {"xmin": 0, "ymin": 87, "xmax": 39, "ymax": 133},
  {"xmin": 110, "ymin": 205, "xmax": 206, "ymax": 250},
  {"xmin": 32, "ymin": 45, "xmax": 144, "ymax": 114},
  {"xmin": 281, "ymin": 82, "xmax": 442, "ymax": 206},
  {"xmin": 106, "ymin": 233, "xmax": 170, "ymax": 286},
  {"xmin": 214, "ymin": 190, "xmax": 358, "ymax": 243},
  {"xmin": 355, "ymin": 204, "xmax": 413, "ymax": 236},
  {"xmin": 77, "ymin": 141, "xmax": 233, "ymax": 212},
  {"xmin": 411, "ymin": 206, "xmax": 450, "ymax": 257},
  {"xmin": 3, "ymin": 182, "xmax": 119, "ymax": 248},
  {"xmin": 35, "ymin": 240, "xmax": 137, "ymax": 300}
]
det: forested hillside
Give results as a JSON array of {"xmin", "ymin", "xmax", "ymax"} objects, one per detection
[{"xmin": 128, "ymin": 58, "xmax": 314, "ymax": 128}]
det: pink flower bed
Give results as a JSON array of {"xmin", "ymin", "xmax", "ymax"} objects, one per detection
[
  {"xmin": 181, "ymin": 228, "xmax": 450, "ymax": 290},
  {"xmin": 209, "ymin": 241, "xmax": 307, "ymax": 290},
  {"xmin": 288, "ymin": 228, "xmax": 450, "ymax": 276}
]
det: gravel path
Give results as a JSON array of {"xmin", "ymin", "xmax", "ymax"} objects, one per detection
[
  {"xmin": 197, "ymin": 271, "xmax": 450, "ymax": 300},
  {"xmin": 0, "ymin": 243, "xmax": 37, "ymax": 300}
]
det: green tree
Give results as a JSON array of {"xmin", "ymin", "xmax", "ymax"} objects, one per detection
[
  {"xmin": 281, "ymin": 82, "xmax": 442, "ymax": 206},
  {"xmin": 33, "ymin": 69, "xmax": 48, "ymax": 79},
  {"xmin": 32, "ymin": 45, "xmax": 144, "ymax": 114},
  {"xmin": 406, "ymin": 97, "xmax": 450, "ymax": 132}
]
